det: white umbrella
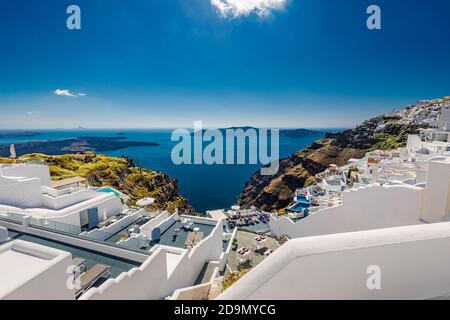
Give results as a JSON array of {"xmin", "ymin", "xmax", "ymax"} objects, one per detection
[{"xmin": 136, "ymin": 197, "xmax": 155, "ymax": 207}]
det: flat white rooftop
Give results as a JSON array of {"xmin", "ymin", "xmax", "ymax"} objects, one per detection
[
  {"xmin": 0, "ymin": 191, "xmax": 116, "ymax": 218},
  {"xmin": 208, "ymin": 209, "xmax": 227, "ymax": 220},
  {"xmin": 0, "ymin": 240, "xmax": 73, "ymax": 299}
]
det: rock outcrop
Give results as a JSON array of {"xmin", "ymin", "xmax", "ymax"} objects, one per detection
[{"xmin": 238, "ymin": 140, "xmax": 366, "ymax": 211}]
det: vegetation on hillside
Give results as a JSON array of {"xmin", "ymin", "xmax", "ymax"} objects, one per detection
[
  {"xmin": 370, "ymin": 123, "xmax": 423, "ymax": 151},
  {"xmin": 221, "ymin": 270, "xmax": 249, "ymax": 291}
]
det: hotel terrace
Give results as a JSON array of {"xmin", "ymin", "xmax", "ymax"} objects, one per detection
[{"xmin": 0, "ymin": 162, "xmax": 231, "ymax": 300}]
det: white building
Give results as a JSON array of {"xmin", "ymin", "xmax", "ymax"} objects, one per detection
[
  {"xmin": 218, "ymin": 222, "xmax": 450, "ymax": 300},
  {"xmin": 0, "ymin": 240, "xmax": 75, "ymax": 300},
  {"xmin": 0, "ymin": 163, "xmax": 123, "ymax": 227},
  {"xmin": 0, "ymin": 163, "xmax": 228, "ymax": 300},
  {"xmin": 430, "ymin": 108, "xmax": 450, "ymax": 131}
]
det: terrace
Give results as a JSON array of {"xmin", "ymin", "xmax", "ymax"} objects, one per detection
[
  {"xmin": 224, "ymin": 208, "xmax": 271, "ymax": 234},
  {"xmin": 119, "ymin": 220, "xmax": 216, "ymax": 251},
  {"xmin": 6, "ymin": 230, "xmax": 141, "ymax": 279},
  {"xmin": 0, "ymin": 239, "xmax": 74, "ymax": 300},
  {"xmin": 226, "ymin": 230, "xmax": 279, "ymax": 274}
]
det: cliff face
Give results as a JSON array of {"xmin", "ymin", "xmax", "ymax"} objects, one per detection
[
  {"xmin": 0, "ymin": 153, "xmax": 193, "ymax": 214},
  {"xmin": 238, "ymin": 140, "xmax": 366, "ymax": 211},
  {"xmin": 238, "ymin": 110, "xmax": 428, "ymax": 212}
]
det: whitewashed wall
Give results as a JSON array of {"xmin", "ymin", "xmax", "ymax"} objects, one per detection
[
  {"xmin": 140, "ymin": 211, "xmax": 169, "ymax": 238},
  {"xmin": 270, "ymin": 183, "xmax": 424, "ymax": 239},
  {"xmin": 80, "ymin": 220, "xmax": 224, "ymax": 300},
  {"xmin": 422, "ymin": 161, "xmax": 450, "ymax": 222},
  {"xmin": 218, "ymin": 222, "xmax": 450, "ymax": 300},
  {"xmin": 40, "ymin": 189, "xmax": 97, "ymax": 210},
  {"xmin": 0, "ymin": 178, "xmax": 43, "ymax": 208},
  {"xmin": 270, "ymin": 161, "xmax": 450, "ymax": 239},
  {"xmin": 0, "ymin": 240, "xmax": 75, "ymax": 300},
  {"xmin": 218, "ymin": 227, "xmax": 238, "ymax": 271},
  {"xmin": 1, "ymin": 165, "xmax": 52, "ymax": 186}
]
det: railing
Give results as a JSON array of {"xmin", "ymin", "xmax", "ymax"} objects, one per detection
[
  {"xmin": 29, "ymin": 217, "xmax": 82, "ymax": 235},
  {"xmin": 29, "ymin": 218, "xmax": 152, "ymax": 255},
  {"xmin": 0, "ymin": 211, "xmax": 23, "ymax": 225},
  {"xmin": 0, "ymin": 211, "xmax": 152, "ymax": 256}
]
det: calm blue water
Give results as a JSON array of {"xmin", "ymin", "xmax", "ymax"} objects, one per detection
[{"xmin": 0, "ymin": 129, "xmax": 335, "ymax": 212}]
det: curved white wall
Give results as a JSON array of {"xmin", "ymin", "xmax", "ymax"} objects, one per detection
[
  {"xmin": 219, "ymin": 222, "xmax": 450, "ymax": 300},
  {"xmin": 270, "ymin": 184, "xmax": 424, "ymax": 239},
  {"xmin": 271, "ymin": 161, "xmax": 450, "ymax": 239},
  {"xmin": 80, "ymin": 220, "xmax": 224, "ymax": 300}
]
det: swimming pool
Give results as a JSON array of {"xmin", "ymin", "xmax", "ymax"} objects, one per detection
[
  {"xmin": 288, "ymin": 201, "xmax": 310, "ymax": 213},
  {"xmin": 96, "ymin": 187, "xmax": 122, "ymax": 198}
]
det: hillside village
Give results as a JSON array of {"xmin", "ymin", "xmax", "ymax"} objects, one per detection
[{"xmin": 238, "ymin": 96, "xmax": 450, "ymax": 212}]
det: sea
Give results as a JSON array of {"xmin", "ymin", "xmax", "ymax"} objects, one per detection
[{"xmin": 0, "ymin": 129, "xmax": 341, "ymax": 213}]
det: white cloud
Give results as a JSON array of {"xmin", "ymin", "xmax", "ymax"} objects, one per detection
[
  {"xmin": 54, "ymin": 89, "xmax": 76, "ymax": 97},
  {"xmin": 211, "ymin": 0, "xmax": 287, "ymax": 18},
  {"xmin": 53, "ymin": 89, "xmax": 87, "ymax": 97}
]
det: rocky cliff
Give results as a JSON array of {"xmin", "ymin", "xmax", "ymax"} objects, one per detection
[{"xmin": 238, "ymin": 139, "xmax": 366, "ymax": 211}]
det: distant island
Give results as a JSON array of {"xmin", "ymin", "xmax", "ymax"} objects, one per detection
[
  {"xmin": 190, "ymin": 127, "xmax": 323, "ymax": 137},
  {"xmin": 0, "ymin": 131, "xmax": 42, "ymax": 138},
  {"xmin": 0, "ymin": 136, "xmax": 159, "ymax": 157},
  {"xmin": 279, "ymin": 128, "xmax": 324, "ymax": 138}
]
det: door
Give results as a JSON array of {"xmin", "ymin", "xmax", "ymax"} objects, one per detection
[{"xmin": 87, "ymin": 208, "xmax": 99, "ymax": 229}]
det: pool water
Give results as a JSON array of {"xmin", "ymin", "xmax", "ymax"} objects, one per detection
[
  {"xmin": 289, "ymin": 201, "xmax": 310, "ymax": 213},
  {"xmin": 96, "ymin": 187, "xmax": 122, "ymax": 198}
]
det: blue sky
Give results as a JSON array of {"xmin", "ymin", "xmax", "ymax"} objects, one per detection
[{"xmin": 0, "ymin": 0, "xmax": 449, "ymax": 129}]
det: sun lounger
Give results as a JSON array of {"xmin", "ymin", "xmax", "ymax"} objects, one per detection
[
  {"xmin": 184, "ymin": 232, "xmax": 196, "ymax": 248},
  {"xmin": 75, "ymin": 264, "xmax": 111, "ymax": 297}
]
